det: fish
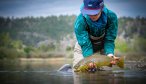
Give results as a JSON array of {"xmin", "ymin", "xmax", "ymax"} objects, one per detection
[{"xmin": 73, "ymin": 53, "xmax": 124, "ymax": 72}]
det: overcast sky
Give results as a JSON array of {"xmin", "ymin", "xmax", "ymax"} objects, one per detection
[{"xmin": 0, "ymin": 0, "xmax": 146, "ymax": 17}]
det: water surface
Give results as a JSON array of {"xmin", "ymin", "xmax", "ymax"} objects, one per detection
[{"xmin": 0, "ymin": 58, "xmax": 146, "ymax": 84}]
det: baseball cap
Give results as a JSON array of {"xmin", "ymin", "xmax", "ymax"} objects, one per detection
[{"xmin": 81, "ymin": 0, "xmax": 104, "ymax": 15}]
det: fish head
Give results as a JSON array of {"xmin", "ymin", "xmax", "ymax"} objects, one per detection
[{"xmin": 116, "ymin": 56, "xmax": 125, "ymax": 68}]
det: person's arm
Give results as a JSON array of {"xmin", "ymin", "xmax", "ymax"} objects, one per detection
[
  {"xmin": 104, "ymin": 11, "xmax": 118, "ymax": 56},
  {"xmin": 74, "ymin": 15, "xmax": 93, "ymax": 57}
]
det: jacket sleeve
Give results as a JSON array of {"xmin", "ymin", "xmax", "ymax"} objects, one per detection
[
  {"xmin": 74, "ymin": 16, "xmax": 93, "ymax": 57},
  {"xmin": 104, "ymin": 12, "xmax": 118, "ymax": 55}
]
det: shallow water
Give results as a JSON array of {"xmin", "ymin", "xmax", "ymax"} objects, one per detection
[{"xmin": 0, "ymin": 58, "xmax": 146, "ymax": 84}]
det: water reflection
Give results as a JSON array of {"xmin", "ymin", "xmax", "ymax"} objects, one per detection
[{"xmin": 73, "ymin": 71, "xmax": 125, "ymax": 84}]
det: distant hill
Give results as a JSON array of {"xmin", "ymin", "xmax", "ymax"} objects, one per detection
[
  {"xmin": 0, "ymin": 15, "xmax": 146, "ymax": 52},
  {"xmin": 0, "ymin": 15, "xmax": 76, "ymax": 46}
]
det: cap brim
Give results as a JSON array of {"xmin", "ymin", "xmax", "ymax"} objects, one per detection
[{"xmin": 81, "ymin": 8, "xmax": 101, "ymax": 15}]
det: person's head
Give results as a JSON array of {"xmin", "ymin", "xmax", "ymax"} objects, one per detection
[{"xmin": 81, "ymin": 0, "xmax": 104, "ymax": 21}]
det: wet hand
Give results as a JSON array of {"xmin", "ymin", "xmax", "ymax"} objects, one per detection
[
  {"xmin": 108, "ymin": 55, "xmax": 120, "ymax": 65},
  {"xmin": 88, "ymin": 62, "xmax": 96, "ymax": 68},
  {"xmin": 87, "ymin": 62, "xmax": 97, "ymax": 72}
]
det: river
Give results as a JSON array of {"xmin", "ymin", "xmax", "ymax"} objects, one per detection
[{"xmin": 0, "ymin": 58, "xmax": 146, "ymax": 84}]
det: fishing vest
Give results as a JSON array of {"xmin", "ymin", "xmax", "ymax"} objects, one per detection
[{"xmin": 82, "ymin": 15, "xmax": 108, "ymax": 54}]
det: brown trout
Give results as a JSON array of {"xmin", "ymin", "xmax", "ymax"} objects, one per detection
[{"xmin": 73, "ymin": 54, "xmax": 124, "ymax": 72}]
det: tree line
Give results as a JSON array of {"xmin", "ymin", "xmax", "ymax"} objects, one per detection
[{"xmin": 0, "ymin": 15, "xmax": 146, "ymax": 59}]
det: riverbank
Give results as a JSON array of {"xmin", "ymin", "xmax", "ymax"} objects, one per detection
[
  {"xmin": 18, "ymin": 57, "xmax": 73, "ymax": 65},
  {"xmin": 20, "ymin": 57, "xmax": 72, "ymax": 61}
]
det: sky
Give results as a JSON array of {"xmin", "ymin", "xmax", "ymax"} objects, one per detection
[{"xmin": 0, "ymin": 0, "xmax": 146, "ymax": 17}]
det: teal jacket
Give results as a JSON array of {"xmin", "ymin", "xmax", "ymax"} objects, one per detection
[{"xmin": 74, "ymin": 7, "xmax": 118, "ymax": 57}]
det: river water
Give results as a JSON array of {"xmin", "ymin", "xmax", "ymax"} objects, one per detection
[{"xmin": 0, "ymin": 58, "xmax": 146, "ymax": 84}]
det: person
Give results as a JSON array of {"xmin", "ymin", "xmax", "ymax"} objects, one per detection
[{"xmin": 73, "ymin": 0, "xmax": 119, "ymax": 70}]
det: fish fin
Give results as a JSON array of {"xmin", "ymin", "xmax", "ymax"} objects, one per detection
[
  {"xmin": 108, "ymin": 63, "xmax": 113, "ymax": 67},
  {"xmin": 58, "ymin": 64, "xmax": 72, "ymax": 72}
]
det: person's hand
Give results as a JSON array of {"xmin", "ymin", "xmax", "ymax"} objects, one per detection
[
  {"xmin": 88, "ymin": 62, "xmax": 96, "ymax": 68},
  {"xmin": 107, "ymin": 54, "xmax": 120, "ymax": 65},
  {"xmin": 87, "ymin": 62, "xmax": 97, "ymax": 72}
]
